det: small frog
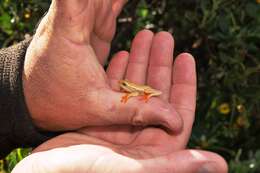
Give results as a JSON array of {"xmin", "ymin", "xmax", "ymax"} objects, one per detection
[{"xmin": 119, "ymin": 80, "xmax": 162, "ymax": 103}]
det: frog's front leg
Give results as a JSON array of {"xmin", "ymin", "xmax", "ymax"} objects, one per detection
[
  {"xmin": 140, "ymin": 90, "xmax": 161, "ymax": 103},
  {"xmin": 121, "ymin": 92, "xmax": 140, "ymax": 103}
]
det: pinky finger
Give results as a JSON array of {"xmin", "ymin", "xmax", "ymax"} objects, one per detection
[{"xmin": 106, "ymin": 51, "xmax": 129, "ymax": 91}]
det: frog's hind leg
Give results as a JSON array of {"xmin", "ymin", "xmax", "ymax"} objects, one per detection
[
  {"xmin": 121, "ymin": 92, "xmax": 139, "ymax": 103},
  {"xmin": 139, "ymin": 93, "xmax": 151, "ymax": 103}
]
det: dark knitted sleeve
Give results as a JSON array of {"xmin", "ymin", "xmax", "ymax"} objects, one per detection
[{"xmin": 0, "ymin": 39, "xmax": 57, "ymax": 159}]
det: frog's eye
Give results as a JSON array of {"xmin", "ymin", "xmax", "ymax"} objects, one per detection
[
  {"xmin": 119, "ymin": 80, "xmax": 126, "ymax": 85},
  {"xmin": 122, "ymin": 82, "xmax": 127, "ymax": 86}
]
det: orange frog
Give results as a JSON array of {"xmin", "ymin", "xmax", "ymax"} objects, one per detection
[{"xmin": 119, "ymin": 80, "xmax": 162, "ymax": 103}]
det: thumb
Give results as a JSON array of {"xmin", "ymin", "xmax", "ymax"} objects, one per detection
[
  {"xmin": 95, "ymin": 89, "xmax": 183, "ymax": 133},
  {"xmin": 112, "ymin": 0, "xmax": 128, "ymax": 17},
  {"xmin": 50, "ymin": 0, "xmax": 86, "ymax": 16},
  {"xmin": 140, "ymin": 149, "xmax": 228, "ymax": 173}
]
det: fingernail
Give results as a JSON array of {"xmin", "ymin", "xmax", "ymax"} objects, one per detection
[{"xmin": 197, "ymin": 163, "xmax": 217, "ymax": 173}]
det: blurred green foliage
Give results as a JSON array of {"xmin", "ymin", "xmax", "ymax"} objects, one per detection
[{"xmin": 0, "ymin": 0, "xmax": 260, "ymax": 172}]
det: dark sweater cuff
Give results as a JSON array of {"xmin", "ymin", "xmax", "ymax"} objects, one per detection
[{"xmin": 0, "ymin": 39, "xmax": 57, "ymax": 158}]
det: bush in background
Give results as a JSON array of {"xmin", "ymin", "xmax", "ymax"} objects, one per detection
[{"xmin": 0, "ymin": 0, "xmax": 259, "ymax": 172}]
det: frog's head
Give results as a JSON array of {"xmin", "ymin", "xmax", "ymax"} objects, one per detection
[
  {"xmin": 119, "ymin": 80, "xmax": 132, "ymax": 92},
  {"xmin": 119, "ymin": 80, "xmax": 128, "ymax": 86}
]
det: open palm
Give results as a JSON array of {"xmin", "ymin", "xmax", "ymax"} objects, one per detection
[
  {"xmin": 14, "ymin": 30, "xmax": 227, "ymax": 173},
  {"xmin": 34, "ymin": 30, "xmax": 196, "ymax": 155},
  {"xmin": 23, "ymin": 0, "xmax": 179, "ymax": 132},
  {"xmin": 78, "ymin": 30, "xmax": 197, "ymax": 155}
]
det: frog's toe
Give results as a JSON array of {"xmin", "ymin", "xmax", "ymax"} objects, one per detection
[{"xmin": 121, "ymin": 95, "xmax": 129, "ymax": 103}]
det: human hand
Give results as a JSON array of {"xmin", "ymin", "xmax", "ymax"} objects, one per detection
[
  {"xmin": 13, "ymin": 30, "xmax": 227, "ymax": 173},
  {"xmin": 72, "ymin": 30, "xmax": 196, "ymax": 154},
  {"xmin": 102, "ymin": 30, "xmax": 197, "ymax": 150},
  {"xmin": 34, "ymin": 30, "xmax": 196, "ymax": 156},
  {"xmin": 12, "ymin": 136, "xmax": 227, "ymax": 173},
  {"xmin": 22, "ymin": 0, "xmax": 182, "ymax": 132}
]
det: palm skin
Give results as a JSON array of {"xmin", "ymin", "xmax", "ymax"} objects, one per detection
[
  {"xmin": 12, "ymin": 31, "xmax": 228, "ymax": 173},
  {"xmin": 23, "ymin": 0, "xmax": 181, "ymax": 132},
  {"xmin": 73, "ymin": 31, "xmax": 196, "ymax": 156},
  {"xmin": 33, "ymin": 30, "xmax": 196, "ymax": 156}
]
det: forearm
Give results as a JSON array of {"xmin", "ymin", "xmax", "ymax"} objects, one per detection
[{"xmin": 0, "ymin": 39, "xmax": 55, "ymax": 158}]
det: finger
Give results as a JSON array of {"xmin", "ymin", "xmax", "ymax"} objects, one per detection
[
  {"xmin": 94, "ymin": 0, "xmax": 127, "ymax": 65},
  {"xmin": 51, "ymin": 0, "xmax": 83, "ymax": 14},
  {"xmin": 92, "ymin": 8, "xmax": 116, "ymax": 65},
  {"xmin": 140, "ymin": 150, "xmax": 228, "ymax": 173},
  {"xmin": 125, "ymin": 29, "xmax": 154, "ymax": 84},
  {"xmin": 91, "ymin": 35, "xmax": 112, "ymax": 66},
  {"xmin": 147, "ymin": 31, "xmax": 174, "ymax": 101},
  {"xmin": 106, "ymin": 51, "xmax": 129, "ymax": 91},
  {"xmin": 112, "ymin": 0, "xmax": 128, "ymax": 17},
  {"xmin": 90, "ymin": 89, "xmax": 183, "ymax": 133},
  {"xmin": 170, "ymin": 53, "xmax": 197, "ymax": 147},
  {"xmin": 93, "ymin": 1, "xmax": 118, "ymax": 65}
]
